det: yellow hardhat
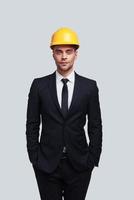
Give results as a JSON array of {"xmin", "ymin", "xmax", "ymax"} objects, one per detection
[{"xmin": 50, "ymin": 27, "xmax": 80, "ymax": 49}]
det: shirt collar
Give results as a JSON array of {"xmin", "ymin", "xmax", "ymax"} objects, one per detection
[{"xmin": 56, "ymin": 69, "xmax": 75, "ymax": 83}]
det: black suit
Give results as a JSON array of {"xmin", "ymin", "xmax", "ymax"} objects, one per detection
[
  {"xmin": 26, "ymin": 70, "xmax": 102, "ymax": 173},
  {"xmin": 25, "ymin": 70, "xmax": 102, "ymax": 200}
]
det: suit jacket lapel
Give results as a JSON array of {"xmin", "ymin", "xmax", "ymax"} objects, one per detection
[{"xmin": 48, "ymin": 70, "xmax": 81, "ymax": 119}]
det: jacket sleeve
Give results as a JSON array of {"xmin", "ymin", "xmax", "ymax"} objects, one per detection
[
  {"xmin": 87, "ymin": 81, "xmax": 103, "ymax": 167},
  {"xmin": 25, "ymin": 78, "xmax": 41, "ymax": 164}
]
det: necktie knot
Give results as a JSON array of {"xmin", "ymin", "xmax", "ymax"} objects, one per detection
[{"xmin": 61, "ymin": 78, "xmax": 69, "ymax": 85}]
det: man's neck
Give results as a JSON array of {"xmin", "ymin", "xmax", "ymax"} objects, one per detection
[{"xmin": 57, "ymin": 68, "xmax": 74, "ymax": 78}]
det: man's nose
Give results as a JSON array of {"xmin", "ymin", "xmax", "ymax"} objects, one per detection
[{"xmin": 61, "ymin": 52, "xmax": 67, "ymax": 59}]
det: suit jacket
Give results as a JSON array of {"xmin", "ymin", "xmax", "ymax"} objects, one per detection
[{"xmin": 25, "ymin": 70, "xmax": 102, "ymax": 173}]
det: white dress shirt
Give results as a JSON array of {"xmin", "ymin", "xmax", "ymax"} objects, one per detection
[
  {"xmin": 56, "ymin": 69, "xmax": 75, "ymax": 154},
  {"xmin": 56, "ymin": 70, "xmax": 75, "ymax": 109}
]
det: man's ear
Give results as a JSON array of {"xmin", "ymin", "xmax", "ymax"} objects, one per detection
[
  {"xmin": 52, "ymin": 51, "xmax": 55, "ymax": 59},
  {"xmin": 75, "ymin": 50, "xmax": 78, "ymax": 58}
]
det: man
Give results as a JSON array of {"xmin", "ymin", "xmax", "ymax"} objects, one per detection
[{"xmin": 25, "ymin": 27, "xmax": 103, "ymax": 200}]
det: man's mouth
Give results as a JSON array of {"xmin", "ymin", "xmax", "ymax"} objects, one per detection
[{"xmin": 60, "ymin": 62, "xmax": 68, "ymax": 64}]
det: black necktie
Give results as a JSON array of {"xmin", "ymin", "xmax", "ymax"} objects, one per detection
[
  {"xmin": 61, "ymin": 78, "xmax": 69, "ymax": 117},
  {"xmin": 61, "ymin": 78, "xmax": 69, "ymax": 154}
]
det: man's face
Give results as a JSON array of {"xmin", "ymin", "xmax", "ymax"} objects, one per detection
[{"xmin": 52, "ymin": 45, "xmax": 78, "ymax": 73}]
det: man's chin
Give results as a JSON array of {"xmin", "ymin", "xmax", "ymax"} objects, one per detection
[
  {"xmin": 57, "ymin": 64, "xmax": 73, "ymax": 73},
  {"xmin": 59, "ymin": 66, "xmax": 70, "ymax": 71}
]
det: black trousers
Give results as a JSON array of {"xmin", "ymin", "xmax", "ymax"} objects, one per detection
[{"xmin": 32, "ymin": 155, "xmax": 93, "ymax": 200}]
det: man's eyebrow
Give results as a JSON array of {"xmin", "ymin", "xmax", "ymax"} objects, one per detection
[
  {"xmin": 66, "ymin": 49, "xmax": 73, "ymax": 51},
  {"xmin": 54, "ymin": 49, "xmax": 62, "ymax": 51},
  {"xmin": 54, "ymin": 48, "xmax": 74, "ymax": 52}
]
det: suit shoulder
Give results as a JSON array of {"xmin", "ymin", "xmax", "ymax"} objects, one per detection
[
  {"xmin": 77, "ymin": 73, "xmax": 97, "ymax": 86},
  {"xmin": 30, "ymin": 73, "xmax": 54, "ymax": 90},
  {"xmin": 34, "ymin": 73, "xmax": 52, "ymax": 82},
  {"xmin": 32, "ymin": 72, "xmax": 54, "ymax": 86}
]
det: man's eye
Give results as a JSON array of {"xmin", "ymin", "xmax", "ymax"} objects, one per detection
[
  {"xmin": 55, "ymin": 50, "xmax": 62, "ymax": 54},
  {"xmin": 66, "ymin": 50, "xmax": 73, "ymax": 54}
]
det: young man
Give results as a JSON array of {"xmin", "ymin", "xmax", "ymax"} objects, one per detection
[{"xmin": 25, "ymin": 27, "xmax": 103, "ymax": 200}]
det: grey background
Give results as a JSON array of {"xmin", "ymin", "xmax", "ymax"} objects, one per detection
[{"xmin": 0, "ymin": 0, "xmax": 133, "ymax": 199}]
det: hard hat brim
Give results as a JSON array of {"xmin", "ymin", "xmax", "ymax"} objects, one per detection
[{"xmin": 50, "ymin": 44, "xmax": 79, "ymax": 50}]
